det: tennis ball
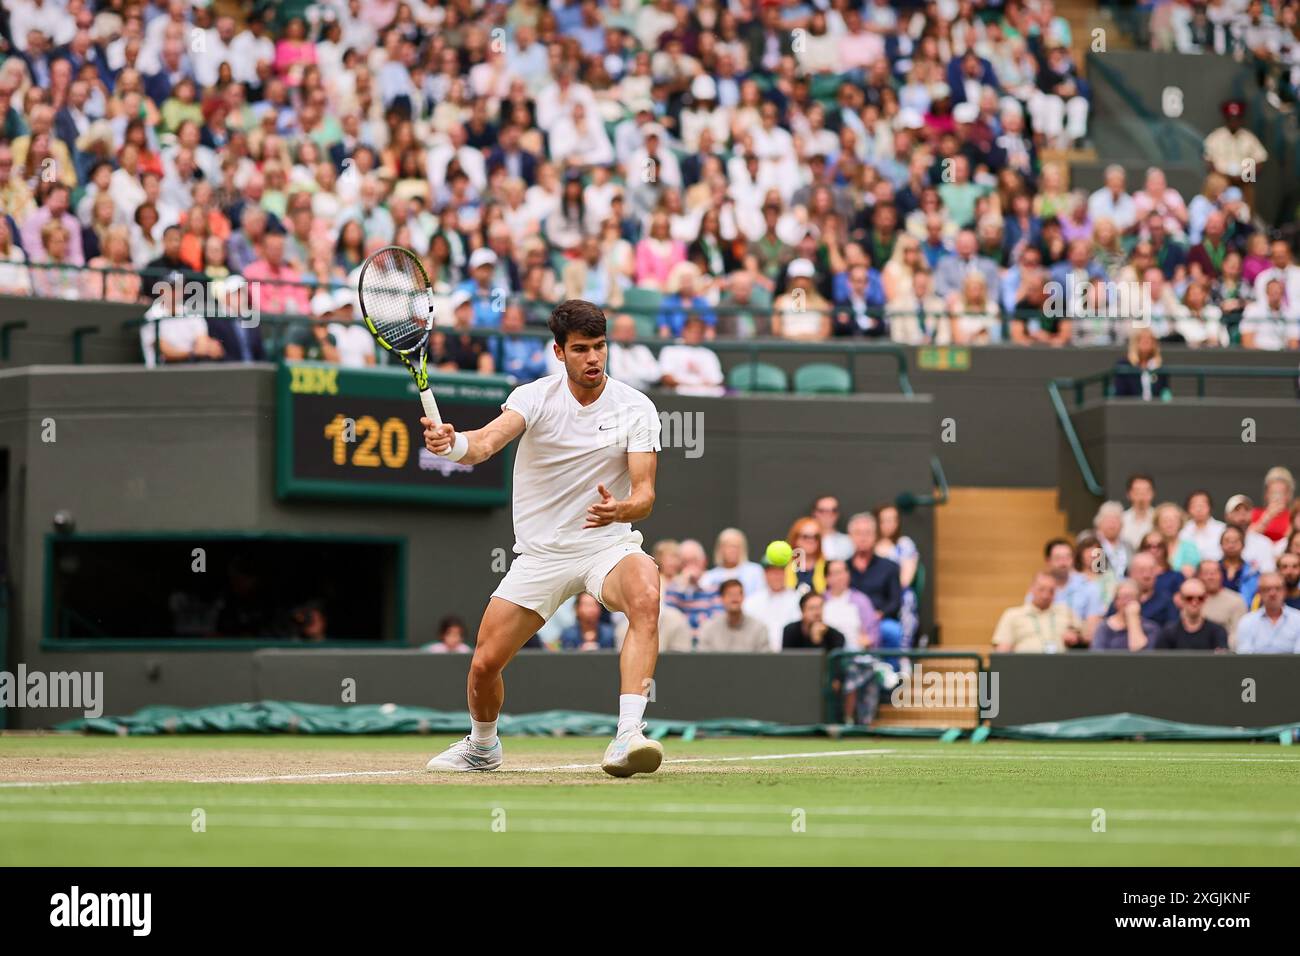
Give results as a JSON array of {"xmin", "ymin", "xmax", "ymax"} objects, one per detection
[{"xmin": 765, "ymin": 540, "xmax": 794, "ymax": 567}]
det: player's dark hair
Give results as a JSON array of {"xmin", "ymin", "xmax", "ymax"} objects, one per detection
[
  {"xmin": 548, "ymin": 299, "xmax": 607, "ymax": 346},
  {"xmin": 1043, "ymin": 537, "xmax": 1074, "ymax": 559},
  {"xmin": 718, "ymin": 578, "xmax": 744, "ymax": 597}
]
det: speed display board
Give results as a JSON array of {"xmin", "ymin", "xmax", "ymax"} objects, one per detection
[{"xmin": 276, "ymin": 362, "xmax": 513, "ymax": 506}]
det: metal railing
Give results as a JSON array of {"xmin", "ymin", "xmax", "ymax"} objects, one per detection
[{"xmin": 1049, "ymin": 365, "xmax": 1300, "ymax": 500}]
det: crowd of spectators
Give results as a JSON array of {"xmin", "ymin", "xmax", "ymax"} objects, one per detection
[
  {"xmin": 3, "ymin": 0, "xmax": 1296, "ymax": 377},
  {"xmin": 504, "ymin": 494, "xmax": 922, "ymax": 657},
  {"xmin": 993, "ymin": 465, "xmax": 1300, "ymax": 653}
]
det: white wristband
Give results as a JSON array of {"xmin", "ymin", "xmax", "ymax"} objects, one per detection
[{"xmin": 444, "ymin": 432, "xmax": 469, "ymax": 462}]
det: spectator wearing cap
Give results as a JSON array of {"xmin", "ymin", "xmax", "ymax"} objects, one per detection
[
  {"xmin": 681, "ymin": 74, "xmax": 730, "ymax": 153},
  {"xmin": 457, "ymin": 247, "xmax": 506, "ymax": 330},
  {"xmin": 773, "ymin": 258, "xmax": 831, "ymax": 340},
  {"xmin": 1204, "ymin": 100, "xmax": 1267, "ymax": 211},
  {"xmin": 284, "ymin": 288, "xmax": 341, "ymax": 363},
  {"xmin": 1235, "ymin": 573, "xmax": 1300, "ymax": 653},
  {"xmin": 323, "ymin": 287, "xmax": 375, "ymax": 368},
  {"xmin": 657, "ymin": 314, "xmax": 723, "ymax": 397},
  {"xmin": 1223, "ymin": 494, "xmax": 1278, "ymax": 574},
  {"xmin": 430, "ymin": 290, "xmax": 494, "ymax": 374},
  {"xmin": 206, "ymin": 277, "xmax": 266, "ymax": 364}
]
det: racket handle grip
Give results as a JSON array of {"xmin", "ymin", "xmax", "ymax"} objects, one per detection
[{"xmin": 419, "ymin": 388, "xmax": 442, "ymax": 426}]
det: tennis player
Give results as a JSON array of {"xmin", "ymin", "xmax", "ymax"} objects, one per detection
[{"xmin": 421, "ymin": 299, "xmax": 665, "ymax": 776}]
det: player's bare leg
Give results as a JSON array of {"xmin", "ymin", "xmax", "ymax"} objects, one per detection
[
  {"xmin": 598, "ymin": 553, "xmax": 664, "ymax": 777},
  {"xmin": 425, "ymin": 597, "xmax": 543, "ymax": 772}
]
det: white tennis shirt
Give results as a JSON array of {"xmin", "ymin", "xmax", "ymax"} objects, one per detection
[{"xmin": 502, "ymin": 372, "xmax": 661, "ymax": 557}]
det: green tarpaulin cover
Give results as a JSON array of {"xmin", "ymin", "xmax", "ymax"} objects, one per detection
[{"xmin": 54, "ymin": 703, "xmax": 1300, "ymax": 742}]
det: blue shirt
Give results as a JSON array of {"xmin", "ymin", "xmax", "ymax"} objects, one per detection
[
  {"xmin": 1236, "ymin": 606, "xmax": 1300, "ymax": 654},
  {"xmin": 497, "ymin": 336, "xmax": 548, "ymax": 384},
  {"xmin": 1027, "ymin": 572, "xmax": 1104, "ymax": 622},
  {"xmin": 1222, "ymin": 561, "xmax": 1260, "ymax": 609},
  {"xmin": 559, "ymin": 621, "xmax": 616, "ymax": 650},
  {"xmin": 657, "ymin": 295, "xmax": 717, "ymax": 337},
  {"xmin": 665, "ymin": 583, "xmax": 723, "ymax": 630}
]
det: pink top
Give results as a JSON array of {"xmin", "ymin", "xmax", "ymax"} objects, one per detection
[
  {"xmin": 243, "ymin": 260, "xmax": 311, "ymax": 315},
  {"xmin": 634, "ymin": 239, "xmax": 686, "ymax": 288}
]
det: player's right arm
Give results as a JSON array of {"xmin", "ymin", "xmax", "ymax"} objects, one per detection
[{"xmin": 421, "ymin": 409, "xmax": 525, "ymax": 466}]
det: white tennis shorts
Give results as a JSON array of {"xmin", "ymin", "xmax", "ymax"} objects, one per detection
[{"xmin": 492, "ymin": 531, "xmax": 648, "ymax": 622}]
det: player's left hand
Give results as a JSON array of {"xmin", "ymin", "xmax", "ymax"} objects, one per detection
[{"xmin": 583, "ymin": 484, "xmax": 620, "ymax": 528}]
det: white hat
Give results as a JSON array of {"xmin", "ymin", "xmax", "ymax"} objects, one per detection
[
  {"xmin": 691, "ymin": 74, "xmax": 717, "ymax": 101},
  {"xmin": 642, "ymin": 123, "xmax": 665, "ymax": 140},
  {"xmin": 953, "ymin": 102, "xmax": 979, "ymax": 124},
  {"xmin": 787, "ymin": 258, "xmax": 816, "ymax": 280},
  {"xmin": 929, "ymin": 82, "xmax": 951, "ymax": 100},
  {"xmin": 896, "ymin": 108, "xmax": 925, "ymax": 130},
  {"xmin": 468, "ymin": 248, "xmax": 498, "ymax": 271},
  {"xmin": 449, "ymin": 289, "xmax": 473, "ymax": 311},
  {"xmin": 311, "ymin": 291, "xmax": 336, "ymax": 316},
  {"xmin": 331, "ymin": 287, "xmax": 355, "ymax": 313}
]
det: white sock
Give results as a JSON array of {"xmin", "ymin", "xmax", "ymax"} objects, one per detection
[
  {"xmin": 470, "ymin": 719, "xmax": 498, "ymax": 748},
  {"xmin": 617, "ymin": 694, "xmax": 648, "ymax": 736}
]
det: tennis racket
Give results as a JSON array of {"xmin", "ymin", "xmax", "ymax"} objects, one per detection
[{"xmin": 356, "ymin": 244, "xmax": 443, "ymax": 425}]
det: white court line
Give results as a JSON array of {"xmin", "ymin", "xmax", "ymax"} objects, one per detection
[
  {"xmin": 1, "ymin": 744, "xmax": 1297, "ymax": 789},
  {"xmin": 518, "ymin": 747, "xmax": 896, "ymax": 772},
  {"xmin": 0, "ymin": 808, "xmax": 1296, "ymax": 849},
  {"xmin": 2, "ymin": 792, "xmax": 1298, "ymax": 825}
]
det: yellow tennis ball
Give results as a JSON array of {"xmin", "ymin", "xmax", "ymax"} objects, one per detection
[{"xmin": 765, "ymin": 540, "xmax": 794, "ymax": 567}]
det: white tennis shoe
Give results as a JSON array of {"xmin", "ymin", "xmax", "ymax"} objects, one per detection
[
  {"xmin": 425, "ymin": 735, "xmax": 503, "ymax": 772},
  {"xmin": 600, "ymin": 722, "xmax": 664, "ymax": 778}
]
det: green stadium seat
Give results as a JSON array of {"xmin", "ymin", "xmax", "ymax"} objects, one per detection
[
  {"xmin": 809, "ymin": 73, "xmax": 846, "ymax": 103},
  {"xmin": 728, "ymin": 361, "xmax": 788, "ymax": 393},
  {"xmin": 793, "ymin": 362, "xmax": 852, "ymax": 394},
  {"xmin": 621, "ymin": 287, "xmax": 664, "ymax": 327}
]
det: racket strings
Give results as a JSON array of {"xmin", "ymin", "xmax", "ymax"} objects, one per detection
[{"xmin": 362, "ymin": 251, "xmax": 431, "ymax": 352}]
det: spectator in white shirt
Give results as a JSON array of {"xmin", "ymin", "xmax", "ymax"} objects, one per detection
[
  {"xmin": 608, "ymin": 314, "xmax": 662, "ymax": 391},
  {"xmin": 658, "ymin": 315, "xmax": 724, "ymax": 396},
  {"xmin": 1179, "ymin": 490, "xmax": 1227, "ymax": 562},
  {"xmin": 1087, "ymin": 164, "xmax": 1137, "ymax": 234},
  {"xmin": 822, "ymin": 559, "xmax": 881, "ymax": 650},
  {"xmin": 1250, "ymin": 238, "xmax": 1300, "ymax": 305},
  {"xmin": 1121, "ymin": 473, "xmax": 1157, "ymax": 553},
  {"xmin": 1224, "ymin": 494, "xmax": 1278, "ymax": 573},
  {"xmin": 812, "ymin": 494, "xmax": 854, "ymax": 561},
  {"xmin": 1241, "ymin": 277, "xmax": 1300, "ymax": 351},
  {"xmin": 700, "ymin": 528, "xmax": 766, "ymax": 597},
  {"xmin": 743, "ymin": 557, "xmax": 803, "ymax": 651}
]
